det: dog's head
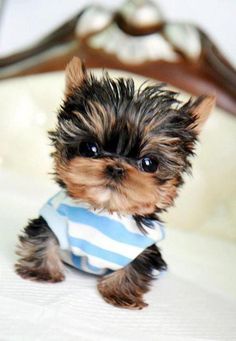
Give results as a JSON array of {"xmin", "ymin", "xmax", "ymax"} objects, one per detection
[{"xmin": 50, "ymin": 57, "xmax": 215, "ymax": 215}]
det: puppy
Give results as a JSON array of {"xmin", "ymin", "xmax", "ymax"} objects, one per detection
[{"xmin": 15, "ymin": 57, "xmax": 215, "ymax": 309}]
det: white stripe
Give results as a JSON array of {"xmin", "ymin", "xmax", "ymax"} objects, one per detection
[
  {"xmin": 50, "ymin": 191, "xmax": 67, "ymax": 209},
  {"xmin": 62, "ymin": 196, "xmax": 91, "ymax": 210},
  {"xmin": 71, "ymin": 246, "xmax": 122, "ymax": 270},
  {"xmin": 68, "ymin": 221, "xmax": 144, "ymax": 260},
  {"xmin": 110, "ymin": 213, "xmax": 164, "ymax": 242},
  {"xmin": 80, "ymin": 255, "xmax": 90, "ymax": 273},
  {"xmin": 60, "ymin": 195, "xmax": 143, "ymax": 233},
  {"xmin": 118, "ymin": 215, "xmax": 164, "ymax": 242},
  {"xmin": 60, "ymin": 194, "xmax": 164, "ymax": 242}
]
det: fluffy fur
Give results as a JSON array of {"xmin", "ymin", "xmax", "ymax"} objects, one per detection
[{"xmin": 16, "ymin": 57, "xmax": 215, "ymax": 309}]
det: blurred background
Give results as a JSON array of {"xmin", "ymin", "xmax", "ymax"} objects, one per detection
[{"xmin": 0, "ymin": 0, "xmax": 236, "ymax": 65}]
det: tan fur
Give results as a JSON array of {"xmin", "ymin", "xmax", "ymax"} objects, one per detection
[
  {"xmin": 65, "ymin": 57, "xmax": 85, "ymax": 96},
  {"xmin": 189, "ymin": 95, "xmax": 215, "ymax": 133},
  {"xmin": 74, "ymin": 101, "xmax": 116, "ymax": 143},
  {"xmin": 55, "ymin": 155, "xmax": 178, "ymax": 215},
  {"xmin": 97, "ymin": 265, "xmax": 149, "ymax": 309},
  {"xmin": 156, "ymin": 177, "xmax": 179, "ymax": 209},
  {"xmin": 16, "ymin": 236, "xmax": 65, "ymax": 283}
]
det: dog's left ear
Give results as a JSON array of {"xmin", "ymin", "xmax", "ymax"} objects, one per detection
[
  {"xmin": 65, "ymin": 57, "xmax": 86, "ymax": 96},
  {"xmin": 187, "ymin": 95, "xmax": 215, "ymax": 133}
]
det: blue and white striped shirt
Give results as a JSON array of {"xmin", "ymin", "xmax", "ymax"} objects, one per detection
[{"xmin": 40, "ymin": 191, "xmax": 165, "ymax": 275}]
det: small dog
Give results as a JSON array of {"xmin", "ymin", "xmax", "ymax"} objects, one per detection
[{"xmin": 15, "ymin": 57, "xmax": 215, "ymax": 309}]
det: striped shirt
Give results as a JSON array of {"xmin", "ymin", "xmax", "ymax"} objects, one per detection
[{"xmin": 40, "ymin": 190, "xmax": 165, "ymax": 275}]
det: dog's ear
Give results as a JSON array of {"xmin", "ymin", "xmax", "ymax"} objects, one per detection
[
  {"xmin": 186, "ymin": 95, "xmax": 215, "ymax": 133},
  {"xmin": 65, "ymin": 57, "xmax": 86, "ymax": 96}
]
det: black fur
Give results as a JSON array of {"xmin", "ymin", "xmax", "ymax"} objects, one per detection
[
  {"xmin": 22, "ymin": 216, "xmax": 53, "ymax": 239},
  {"xmin": 50, "ymin": 76, "xmax": 197, "ymax": 181},
  {"xmin": 132, "ymin": 244, "xmax": 167, "ymax": 278}
]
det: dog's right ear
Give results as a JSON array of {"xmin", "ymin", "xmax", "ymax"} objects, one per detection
[
  {"xmin": 186, "ymin": 95, "xmax": 215, "ymax": 134},
  {"xmin": 65, "ymin": 57, "xmax": 86, "ymax": 96}
]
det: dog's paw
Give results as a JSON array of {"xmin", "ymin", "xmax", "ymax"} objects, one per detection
[
  {"xmin": 97, "ymin": 277, "xmax": 148, "ymax": 310},
  {"xmin": 15, "ymin": 263, "xmax": 65, "ymax": 283}
]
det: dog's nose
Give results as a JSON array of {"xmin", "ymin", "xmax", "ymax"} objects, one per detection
[{"xmin": 106, "ymin": 165, "xmax": 125, "ymax": 179}]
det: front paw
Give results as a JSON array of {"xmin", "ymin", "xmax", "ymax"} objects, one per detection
[
  {"xmin": 15, "ymin": 263, "xmax": 65, "ymax": 283},
  {"xmin": 97, "ymin": 274, "xmax": 148, "ymax": 310}
]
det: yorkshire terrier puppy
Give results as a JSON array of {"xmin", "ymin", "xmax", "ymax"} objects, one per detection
[{"xmin": 15, "ymin": 57, "xmax": 215, "ymax": 309}]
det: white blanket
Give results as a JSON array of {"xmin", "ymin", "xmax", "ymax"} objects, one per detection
[
  {"xmin": 0, "ymin": 72, "xmax": 236, "ymax": 340},
  {"xmin": 1, "ymin": 168, "xmax": 236, "ymax": 341}
]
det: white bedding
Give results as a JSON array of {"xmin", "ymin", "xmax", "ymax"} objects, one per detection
[
  {"xmin": 0, "ymin": 72, "xmax": 236, "ymax": 340},
  {"xmin": 1, "ymin": 169, "xmax": 236, "ymax": 340}
]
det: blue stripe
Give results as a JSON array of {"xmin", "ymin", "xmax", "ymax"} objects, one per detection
[
  {"xmin": 57, "ymin": 204, "xmax": 154, "ymax": 248},
  {"xmin": 69, "ymin": 237, "xmax": 131, "ymax": 267},
  {"xmin": 71, "ymin": 253, "xmax": 82, "ymax": 269}
]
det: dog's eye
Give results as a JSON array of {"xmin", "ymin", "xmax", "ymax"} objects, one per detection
[
  {"xmin": 79, "ymin": 141, "xmax": 100, "ymax": 157},
  {"xmin": 140, "ymin": 157, "xmax": 158, "ymax": 173}
]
